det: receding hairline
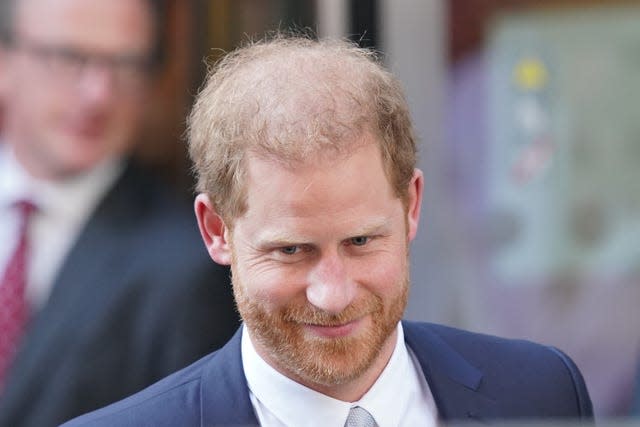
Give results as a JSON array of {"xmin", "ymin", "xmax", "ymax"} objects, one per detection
[
  {"xmin": 199, "ymin": 37, "xmax": 385, "ymax": 157},
  {"xmin": 188, "ymin": 35, "xmax": 418, "ymax": 224}
]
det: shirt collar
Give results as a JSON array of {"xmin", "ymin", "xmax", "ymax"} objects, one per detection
[
  {"xmin": 242, "ymin": 325, "xmax": 351, "ymax": 426},
  {"xmin": 354, "ymin": 323, "xmax": 412, "ymax": 427},
  {"xmin": 242, "ymin": 322, "xmax": 411, "ymax": 427}
]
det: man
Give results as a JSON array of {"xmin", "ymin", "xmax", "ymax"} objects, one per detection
[
  {"xmin": 64, "ymin": 36, "xmax": 593, "ymax": 426},
  {"xmin": 0, "ymin": 1, "xmax": 238, "ymax": 426}
]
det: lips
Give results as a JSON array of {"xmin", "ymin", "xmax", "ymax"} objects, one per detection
[
  {"xmin": 67, "ymin": 122, "xmax": 107, "ymax": 140},
  {"xmin": 303, "ymin": 317, "xmax": 365, "ymax": 339},
  {"xmin": 63, "ymin": 114, "xmax": 110, "ymax": 141}
]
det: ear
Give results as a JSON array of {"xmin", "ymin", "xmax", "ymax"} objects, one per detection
[
  {"xmin": 194, "ymin": 194, "xmax": 232, "ymax": 265},
  {"xmin": 405, "ymin": 168, "xmax": 424, "ymax": 242}
]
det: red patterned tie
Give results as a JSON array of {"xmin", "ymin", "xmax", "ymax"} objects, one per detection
[{"xmin": 0, "ymin": 200, "xmax": 35, "ymax": 389}]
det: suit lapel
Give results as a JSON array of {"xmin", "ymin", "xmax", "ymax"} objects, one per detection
[
  {"xmin": 403, "ymin": 321, "xmax": 497, "ymax": 423},
  {"xmin": 200, "ymin": 327, "xmax": 259, "ymax": 426},
  {"xmin": 200, "ymin": 322, "xmax": 495, "ymax": 425},
  {"xmin": 1, "ymin": 163, "xmax": 144, "ymax": 410}
]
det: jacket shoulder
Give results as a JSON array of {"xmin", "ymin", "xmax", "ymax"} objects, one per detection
[
  {"xmin": 61, "ymin": 354, "xmax": 212, "ymax": 426},
  {"xmin": 403, "ymin": 321, "xmax": 593, "ymax": 419}
]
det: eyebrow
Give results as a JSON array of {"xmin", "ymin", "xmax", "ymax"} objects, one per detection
[
  {"xmin": 254, "ymin": 217, "xmax": 393, "ymax": 248},
  {"xmin": 254, "ymin": 232, "xmax": 307, "ymax": 249}
]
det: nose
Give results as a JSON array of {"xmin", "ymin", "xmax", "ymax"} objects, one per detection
[
  {"xmin": 306, "ymin": 251, "xmax": 357, "ymax": 314},
  {"xmin": 76, "ymin": 63, "xmax": 117, "ymax": 105}
]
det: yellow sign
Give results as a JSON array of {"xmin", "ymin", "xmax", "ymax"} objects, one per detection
[{"xmin": 513, "ymin": 57, "xmax": 548, "ymax": 90}]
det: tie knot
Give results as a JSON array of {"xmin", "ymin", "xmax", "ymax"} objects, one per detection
[
  {"xmin": 345, "ymin": 406, "xmax": 377, "ymax": 427},
  {"xmin": 14, "ymin": 200, "xmax": 36, "ymax": 222}
]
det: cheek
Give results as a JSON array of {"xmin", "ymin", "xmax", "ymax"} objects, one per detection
[
  {"xmin": 233, "ymin": 259, "xmax": 308, "ymax": 310},
  {"xmin": 353, "ymin": 252, "xmax": 407, "ymax": 296},
  {"xmin": 110, "ymin": 102, "xmax": 143, "ymax": 132},
  {"xmin": 12, "ymin": 82, "xmax": 50, "ymax": 117},
  {"xmin": 11, "ymin": 83, "xmax": 70, "ymax": 143},
  {"xmin": 120, "ymin": 98, "xmax": 146, "ymax": 119},
  {"xmin": 10, "ymin": 91, "xmax": 55, "ymax": 145}
]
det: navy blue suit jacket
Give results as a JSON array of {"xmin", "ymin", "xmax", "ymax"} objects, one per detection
[{"xmin": 64, "ymin": 321, "xmax": 593, "ymax": 426}]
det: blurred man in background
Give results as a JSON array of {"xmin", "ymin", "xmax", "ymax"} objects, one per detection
[{"xmin": 0, "ymin": 0, "xmax": 238, "ymax": 425}]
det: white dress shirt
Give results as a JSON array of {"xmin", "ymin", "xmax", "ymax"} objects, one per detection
[
  {"xmin": 242, "ymin": 321, "xmax": 438, "ymax": 427},
  {"xmin": 0, "ymin": 143, "xmax": 123, "ymax": 309}
]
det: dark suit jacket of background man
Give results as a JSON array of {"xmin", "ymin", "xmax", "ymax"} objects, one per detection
[
  {"xmin": 0, "ymin": 160, "xmax": 240, "ymax": 427},
  {"xmin": 64, "ymin": 320, "xmax": 593, "ymax": 426}
]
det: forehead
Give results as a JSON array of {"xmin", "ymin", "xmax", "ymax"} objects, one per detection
[
  {"xmin": 242, "ymin": 140, "xmax": 396, "ymax": 224},
  {"xmin": 15, "ymin": 0, "xmax": 154, "ymax": 51}
]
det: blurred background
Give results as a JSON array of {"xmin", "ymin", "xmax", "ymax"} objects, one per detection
[{"xmin": 9, "ymin": 0, "xmax": 639, "ymax": 420}]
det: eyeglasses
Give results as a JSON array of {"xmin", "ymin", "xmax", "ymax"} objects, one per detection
[{"xmin": 7, "ymin": 38, "xmax": 155, "ymax": 90}]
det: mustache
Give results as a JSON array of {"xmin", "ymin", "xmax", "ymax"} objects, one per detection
[{"xmin": 280, "ymin": 296, "xmax": 382, "ymax": 326}]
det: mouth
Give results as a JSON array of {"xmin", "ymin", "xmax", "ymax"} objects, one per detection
[
  {"xmin": 302, "ymin": 317, "xmax": 365, "ymax": 339},
  {"xmin": 64, "ymin": 116, "xmax": 108, "ymax": 140}
]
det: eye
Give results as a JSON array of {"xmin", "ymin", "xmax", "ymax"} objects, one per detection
[
  {"xmin": 279, "ymin": 246, "xmax": 300, "ymax": 255},
  {"xmin": 56, "ymin": 48, "xmax": 87, "ymax": 69},
  {"xmin": 350, "ymin": 236, "xmax": 370, "ymax": 246}
]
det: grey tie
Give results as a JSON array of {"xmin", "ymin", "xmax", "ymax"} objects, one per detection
[{"xmin": 344, "ymin": 406, "xmax": 377, "ymax": 427}]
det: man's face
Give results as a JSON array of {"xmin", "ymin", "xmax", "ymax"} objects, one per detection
[
  {"xmin": 0, "ymin": 0, "xmax": 155, "ymax": 178},
  {"xmin": 222, "ymin": 138, "xmax": 422, "ymax": 395}
]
